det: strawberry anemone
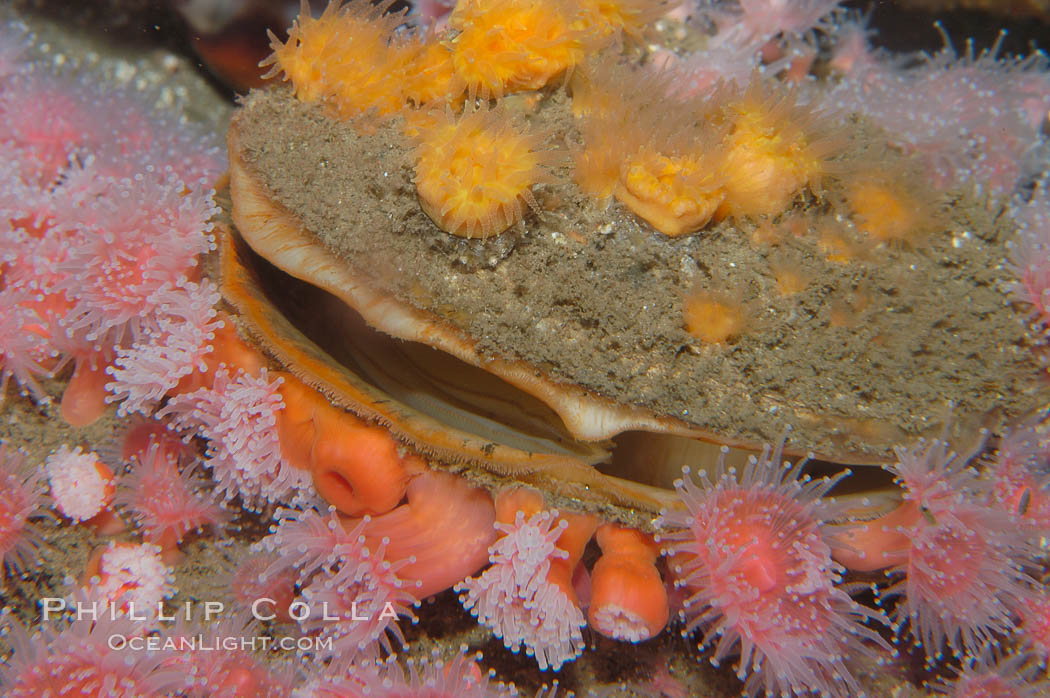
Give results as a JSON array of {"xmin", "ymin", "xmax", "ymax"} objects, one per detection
[{"xmin": 655, "ymin": 441, "xmax": 889, "ymax": 698}]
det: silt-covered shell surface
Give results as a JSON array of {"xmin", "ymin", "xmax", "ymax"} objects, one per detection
[{"xmin": 228, "ymin": 86, "xmax": 1047, "ymax": 481}]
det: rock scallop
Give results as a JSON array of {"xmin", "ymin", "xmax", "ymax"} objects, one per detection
[{"xmin": 221, "ymin": 86, "xmax": 1047, "ymax": 525}]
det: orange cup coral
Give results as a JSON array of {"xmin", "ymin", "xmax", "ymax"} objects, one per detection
[
  {"xmin": 261, "ymin": 0, "xmax": 414, "ymax": 119},
  {"xmin": 716, "ymin": 79, "xmax": 842, "ymax": 220},
  {"xmin": 571, "ymin": 58, "xmax": 727, "ymax": 236},
  {"xmin": 616, "ymin": 148, "xmax": 726, "ymax": 236},
  {"xmin": 844, "ymin": 167, "xmax": 942, "ymax": 245},
  {"xmin": 683, "ymin": 290, "xmax": 749, "ymax": 344},
  {"xmin": 402, "ymin": 33, "xmax": 457, "ymax": 108},
  {"xmin": 447, "ymin": 0, "xmax": 588, "ymax": 100},
  {"xmin": 413, "ymin": 104, "xmax": 552, "ymax": 239}
]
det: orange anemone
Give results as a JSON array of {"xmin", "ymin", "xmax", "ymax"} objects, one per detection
[
  {"xmin": 347, "ymin": 469, "xmax": 497, "ymax": 598},
  {"xmin": 589, "ymin": 523, "xmax": 669, "ymax": 641},
  {"xmin": 275, "ymin": 372, "xmax": 409, "ymax": 516}
]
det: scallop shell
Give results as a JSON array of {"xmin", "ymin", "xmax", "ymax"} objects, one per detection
[{"xmin": 221, "ymin": 88, "xmax": 1048, "ymax": 525}]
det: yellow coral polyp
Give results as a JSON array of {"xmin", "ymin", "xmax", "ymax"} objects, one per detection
[
  {"xmin": 570, "ymin": 57, "xmax": 726, "ymax": 236},
  {"xmin": 683, "ymin": 292, "xmax": 747, "ymax": 344},
  {"xmin": 573, "ymin": 141, "xmax": 621, "ymax": 200},
  {"xmin": 717, "ymin": 81, "xmax": 840, "ymax": 220},
  {"xmin": 819, "ymin": 229, "xmax": 856, "ymax": 263},
  {"xmin": 448, "ymin": 0, "xmax": 586, "ymax": 100},
  {"xmin": 615, "ymin": 149, "xmax": 725, "ymax": 237},
  {"xmin": 414, "ymin": 107, "xmax": 549, "ymax": 239},
  {"xmin": 846, "ymin": 174, "xmax": 938, "ymax": 245},
  {"xmin": 720, "ymin": 114, "xmax": 816, "ymax": 217},
  {"xmin": 261, "ymin": 0, "xmax": 411, "ymax": 119},
  {"xmin": 403, "ymin": 35, "xmax": 457, "ymax": 107},
  {"xmin": 850, "ymin": 183, "xmax": 907, "ymax": 240},
  {"xmin": 771, "ymin": 262, "xmax": 809, "ymax": 295},
  {"xmin": 261, "ymin": 0, "xmax": 351, "ymax": 103}
]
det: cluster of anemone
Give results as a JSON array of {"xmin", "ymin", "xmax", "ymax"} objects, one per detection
[
  {"xmin": 0, "ymin": 26, "xmax": 223, "ymax": 422},
  {"xmin": 264, "ymin": 0, "xmax": 650, "ymax": 116},
  {"xmin": 1, "ymin": 610, "xmax": 296, "ymax": 697},
  {"xmin": 569, "ymin": 53, "xmax": 953, "ymax": 257},
  {"xmin": 828, "ymin": 429, "xmax": 1050, "ymax": 668},
  {"xmin": 263, "ymin": 0, "xmax": 680, "ymax": 240},
  {"xmin": 0, "ymin": 612, "xmax": 185, "ymax": 697},
  {"xmin": 159, "ymin": 366, "xmax": 310, "ymax": 508},
  {"xmin": 677, "ymin": 2, "xmax": 1050, "ymax": 201},
  {"xmin": 651, "ymin": 427, "xmax": 1050, "ymax": 696},
  {"xmin": 43, "ymin": 430, "xmax": 224, "ymax": 566}
]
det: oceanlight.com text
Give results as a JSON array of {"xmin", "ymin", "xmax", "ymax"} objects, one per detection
[{"xmin": 107, "ymin": 633, "xmax": 334, "ymax": 653}]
